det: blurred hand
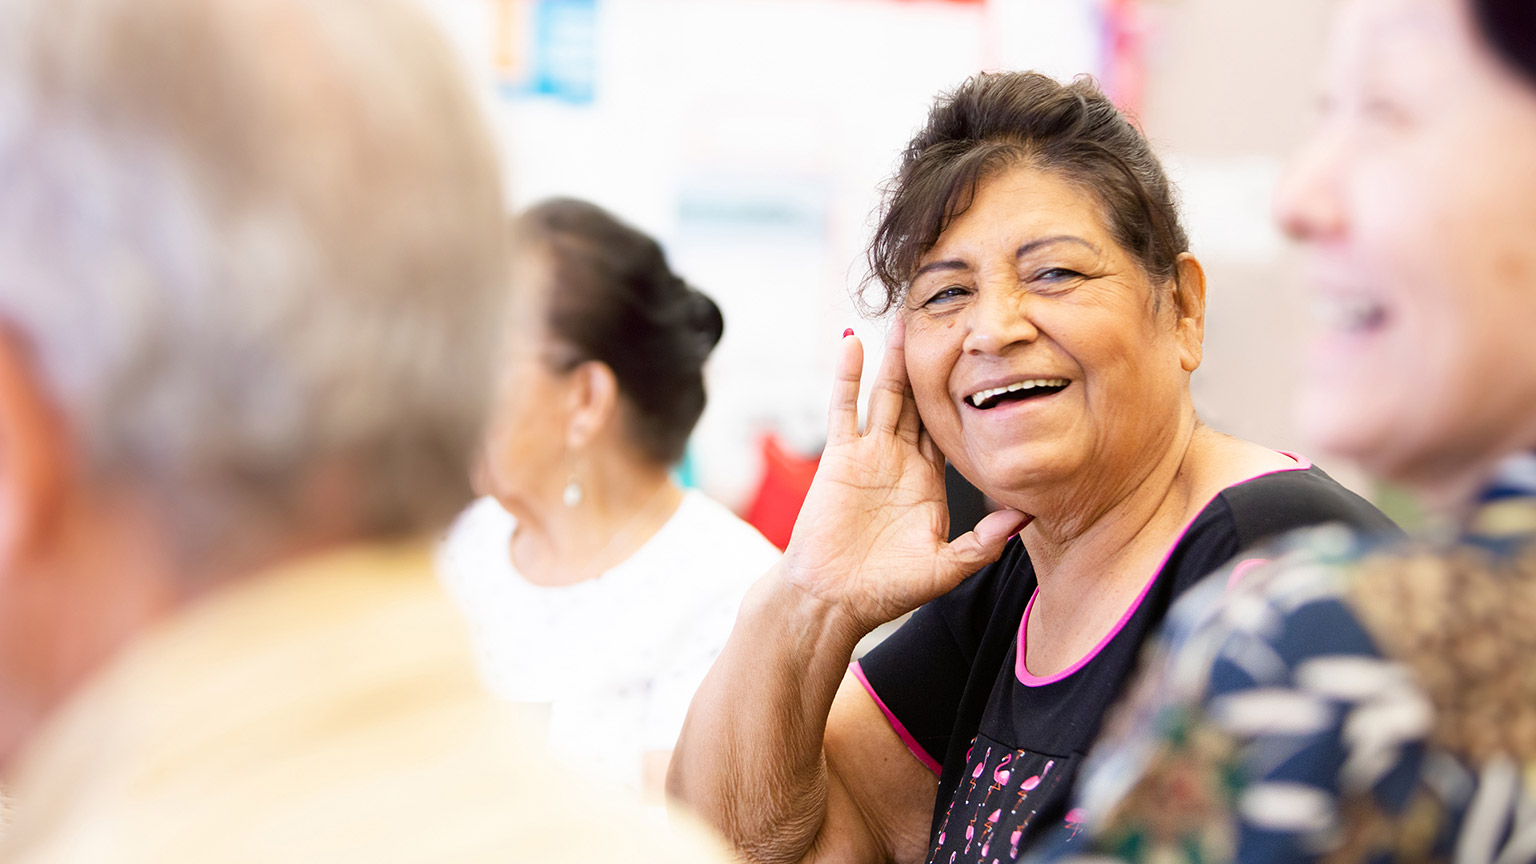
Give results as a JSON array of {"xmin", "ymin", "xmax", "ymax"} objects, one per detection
[{"xmin": 782, "ymin": 318, "xmax": 1030, "ymax": 636}]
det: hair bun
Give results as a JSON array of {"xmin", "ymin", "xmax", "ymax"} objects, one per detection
[{"xmin": 682, "ymin": 285, "xmax": 724, "ymax": 358}]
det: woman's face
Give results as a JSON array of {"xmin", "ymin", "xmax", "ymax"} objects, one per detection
[
  {"xmin": 1278, "ymin": 0, "xmax": 1536, "ymax": 492},
  {"xmin": 481, "ymin": 250, "xmax": 577, "ymax": 509},
  {"xmin": 902, "ymin": 164, "xmax": 1201, "ymax": 511}
]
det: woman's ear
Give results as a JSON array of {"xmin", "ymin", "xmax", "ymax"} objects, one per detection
[
  {"xmin": 564, "ymin": 360, "xmax": 620, "ymax": 452},
  {"xmin": 1171, "ymin": 253, "xmax": 1208, "ymax": 373}
]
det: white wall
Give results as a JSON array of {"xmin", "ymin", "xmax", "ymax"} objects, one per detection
[{"xmin": 424, "ymin": 0, "xmax": 1105, "ymax": 507}]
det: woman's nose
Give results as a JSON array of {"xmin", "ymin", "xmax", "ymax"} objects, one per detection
[
  {"xmin": 961, "ymin": 284, "xmax": 1040, "ymax": 356},
  {"xmin": 1275, "ymin": 131, "xmax": 1348, "ymax": 243}
]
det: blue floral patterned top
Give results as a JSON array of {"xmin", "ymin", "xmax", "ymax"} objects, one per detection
[{"xmin": 1035, "ymin": 455, "xmax": 1536, "ymax": 864}]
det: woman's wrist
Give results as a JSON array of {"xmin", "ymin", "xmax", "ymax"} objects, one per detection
[{"xmin": 744, "ymin": 561, "xmax": 873, "ymax": 668}]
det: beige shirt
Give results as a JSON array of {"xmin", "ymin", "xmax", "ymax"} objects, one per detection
[{"xmin": 0, "ymin": 543, "xmax": 731, "ymax": 863}]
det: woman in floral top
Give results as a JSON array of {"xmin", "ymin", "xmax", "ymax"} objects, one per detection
[{"xmin": 1040, "ymin": 1, "xmax": 1536, "ymax": 863}]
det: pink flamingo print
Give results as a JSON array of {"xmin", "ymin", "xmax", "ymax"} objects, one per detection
[
  {"xmin": 1009, "ymin": 826, "xmax": 1025, "ymax": 860},
  {"xmin": 1064, "ymin": 807, "xmax": 1087, "ymax": 840},
  {"xmin": 979, "ymin": 808, "xmax": 1002, "ymax": 855},
  {"xmin": 935, "ymin": 800, "xmax": 955, "ymax": 847},
  {"xmin": 964, "ymin": 814, "xmax": 980, "ymax": 853},
  {"xmin": 1022, "ymin": 759, "xmax": 1054, "ymax": 791},
  {"xmin": 1010, "ymin": 758, "xmax": 1056, "ymax": 815},
  {"xmin": 964, "ymin": 746, "xmax": 991, "ymax": 803},
  {"xmin": 979, "ymin": 772, "xmax": 1007, "ymax": 811},
  {"xmin": 993, "ymin": 753, "xmax": 1013, "ymax": 786}
]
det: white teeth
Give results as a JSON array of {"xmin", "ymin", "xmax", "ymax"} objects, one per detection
[
  {"xmin": 968, "ymin": 378, "xmax": 1069, "ymax": 408},
  {"xmin": 1313, "ymin": 296, "xmax": 1387, "ymax": 333}
]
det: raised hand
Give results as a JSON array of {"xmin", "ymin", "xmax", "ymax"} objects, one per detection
[{"xmin": 782, "ymin": 318, "xmax": 1030, "ymax": 636}]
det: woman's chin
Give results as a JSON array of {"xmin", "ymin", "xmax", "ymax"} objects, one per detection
[
  {"xmin": 1296, "ymin": 381, "xmax": 1403, "ymax": 475},
  {"xmin": 960, "ymin": 450, "xmax": 1086, "ymax": 511}
]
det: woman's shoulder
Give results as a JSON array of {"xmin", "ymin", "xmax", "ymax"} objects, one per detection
[
  {"xmin": 1158, "ymin": 454, "xmax": 1400, "ymax": 595},
  {"xmin": 674, "ymin": 490, "xmax": 780, "ymax": 552},
  {"xmin": 1213, "ymin": 460, "xmax": 1403, "ymax": 546},
  {"xmin": 641, "ymin": 490, "xmax": 782, "ymax": 583},
  {"xmin": 437, "ymin": 496, "xmax": 518, "ymax": 583}
]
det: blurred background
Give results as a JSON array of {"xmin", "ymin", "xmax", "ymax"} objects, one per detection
[{"xmin": 419, "ymin": 0, "xmax": 1370, "ymax": 526}]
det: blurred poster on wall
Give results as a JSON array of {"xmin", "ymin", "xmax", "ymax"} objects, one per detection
[{"xmin": 493, "ymin": 0, "xmax": 598, "ymax": 104}]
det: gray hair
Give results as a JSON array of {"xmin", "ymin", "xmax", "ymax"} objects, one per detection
[{"xmin": 0, "ymin": 0, "xmax": 507, "ymax": 555}]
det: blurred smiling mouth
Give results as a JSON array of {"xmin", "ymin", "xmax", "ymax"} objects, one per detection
[
  {"xmin": 966, "ymin": 378, "xmax": 1070, "ymax": 410},
  {"xmin": 1315, "ymin": 294, "xmax": 1389, "ymax": 335}
]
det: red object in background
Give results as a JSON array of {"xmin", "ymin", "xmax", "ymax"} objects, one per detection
[
  {"xmin": 742, "ymin": 433, "xmax": 821, "ymax": 551},
  {"xmin": 1101, "ymin": 0, "xmax": 1147, "ymax": 118}
]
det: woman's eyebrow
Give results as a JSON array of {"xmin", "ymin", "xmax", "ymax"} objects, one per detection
[
  {"xmin": 913, "ymin": 236, "xmax": 1098, "ymax": 278},
  {"xmin": 913, "ymin": 258, "xmax": 969, "ymax": 278},
  {"xmin": 1016, "ymin": 235, "xmax": 1098, "ymax": 258}
]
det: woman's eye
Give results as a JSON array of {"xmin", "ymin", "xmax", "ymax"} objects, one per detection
[
  {"xmin": 922, "ymin": 286, "xmax": 968, "ymax": 306},
  {"xmin": 1034, "ymin": 268, "xmax": 1082, "ymax": 282}
]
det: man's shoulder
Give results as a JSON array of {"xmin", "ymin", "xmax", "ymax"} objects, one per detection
[{"xmin": 1, "ymin": 542, "xmax": 735, "ymax": 863}]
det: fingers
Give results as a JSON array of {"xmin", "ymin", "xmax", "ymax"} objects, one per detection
[
  {"xmin": 973, "ymin": 508, "xmax": 1032, "ymax": 546},
  {"xmin": 827, "ymin": 330, "xmax": 864, "ymax": 445},
  {"xmin": 939, "ymin": 508, "xmax": 1031, "ymax": 580},
  {"xmin": 917, "ymin": 427, "xmax": 944, "ymax": 470},
  {"xmin": 866, "ymin": 316, "xmax": 920, "ymax": 442},
  {"xmin": 890, "ymin": 317, "xmax": 922, "ymax": 442}
]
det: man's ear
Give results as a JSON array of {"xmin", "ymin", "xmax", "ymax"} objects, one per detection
[
  {"xmin": 1171, "ymin": 253, "xmax": 1208, "ymax": 374},
  {"xmin": 0, "ymin": 329, "xmax": 69, "ymax": 574},
  {"xmin": 564, "ymin": 360, "xmax": 620, "ymax": 452}
]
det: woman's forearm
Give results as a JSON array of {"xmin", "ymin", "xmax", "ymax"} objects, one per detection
[{"xmin": 668, "ymin": 562, "xmax": 870, "ymax": 864}]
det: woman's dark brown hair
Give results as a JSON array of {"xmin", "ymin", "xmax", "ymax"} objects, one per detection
[
  {"xmin": 866, "ymin": 71, "xmax": 1188, "ymax": 313},
  {"xmin": 1474, "ymin": 0, "xmax": 1536, "ymax": 86},
  {"xmin": 519, "ymin": 198, "xmax": 723, "ymax": 466}
]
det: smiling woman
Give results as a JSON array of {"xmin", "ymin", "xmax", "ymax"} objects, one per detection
[{"xmin": 668, "ymin": 72, "xmax": 1401, "ymax": 864}]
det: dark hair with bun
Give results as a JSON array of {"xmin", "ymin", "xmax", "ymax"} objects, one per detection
[
  {"xmin": 518, "ymin": 198, "xmax": 723, "ymax": 466},
  {"xmin": 1473, "ymin": 0, "xmax": 1536, "ymax": 86},
  {"xmin": 867, "ymin": 71, "xmax": 1188, "ymax": 313}
]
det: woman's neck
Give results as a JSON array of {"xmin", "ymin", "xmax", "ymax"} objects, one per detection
[
  {"xmin": 1019, "ymin": 422, "xmax": 1295, "ymax": 678},
  {"xmin": 508, "ymin": 462, "xmax": 683, "ymax": 588},
  {"xmin": 1022, "ymin": 415, "xmax": 1204, "ymax": 581}
]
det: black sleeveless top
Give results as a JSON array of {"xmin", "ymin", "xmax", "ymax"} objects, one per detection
[{"xmin": 856, "ymin": 464, "xmax": 1400, "ymax": 864}]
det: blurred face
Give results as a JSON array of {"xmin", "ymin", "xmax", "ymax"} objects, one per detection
[
  {"xmin": 1278, "ymin": 0, "xmax": 1536, "ymax": 493},
  {"xmin": 903, "ymin": 164, "xmax": 1201, "ymax": 512},
  {"xmin": 481, "ymin": 251, "xmax": 578, "ymax": 509}
]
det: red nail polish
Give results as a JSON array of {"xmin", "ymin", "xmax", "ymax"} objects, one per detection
[{"xmin": 843, "ymin": 328, "xmax": 855, "ymax": 338}]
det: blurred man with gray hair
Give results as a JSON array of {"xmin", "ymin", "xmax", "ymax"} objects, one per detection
[{"xmin": 0, "ymin": 0, "xmax": 729, "ymax": 860}]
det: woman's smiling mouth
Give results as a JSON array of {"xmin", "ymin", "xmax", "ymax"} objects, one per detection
[{"xmin": 966, "ymin": 378, "xmax": 1071, "ymax": 409}]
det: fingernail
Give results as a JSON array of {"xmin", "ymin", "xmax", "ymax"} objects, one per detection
[{"xmin": 843, "ymin": 328, "xmax": 855, "ymax": 338}]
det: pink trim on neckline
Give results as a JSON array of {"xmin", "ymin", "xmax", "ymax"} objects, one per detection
[
  {"xmin": 851, "ymin": 661, "xmax": 943, "ymax": 775},
  {"xmin": 1014, "ymin": 450, "xmax": 1312, "ymax": 686}
]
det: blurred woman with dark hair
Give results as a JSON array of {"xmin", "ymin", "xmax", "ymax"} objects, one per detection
[
  {"xmin": 668, "ymin": 72, "xmax": 1396, "ymax": 864},
  {"xmin": 1028, "ymin": 1, "xmax": 1536, "ymax": 862},
  {"xmin": 439, "ymin": 198, "xmax": 779, "ymax": 802}
]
